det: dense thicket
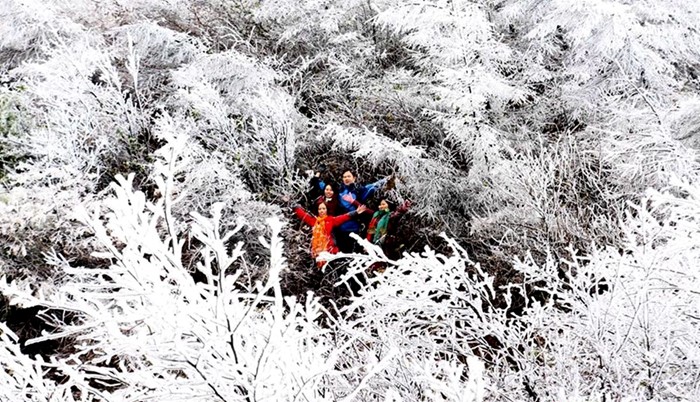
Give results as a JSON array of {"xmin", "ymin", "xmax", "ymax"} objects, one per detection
[{"xmin": 1, "ymin": 0, "xmax": 699, "ymax": 400}]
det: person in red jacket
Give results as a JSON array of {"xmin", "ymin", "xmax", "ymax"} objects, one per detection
[{"xmin": 294, "ymin": 202, "xmax": 368, "ymax": 268}]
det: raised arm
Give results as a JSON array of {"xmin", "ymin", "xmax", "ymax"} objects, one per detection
[
  {"xmin": 391, "ymin": 200, "xmax": 411, "ymax": 219},
  {"xmin": 310, "ymin": 175, "xmax": 326, "ymax": 192},
  {"xmin": 358, "ymin": 176, "xmax": 389, "ymax": 202},
  {"xmin": 293, "ymin": 205, "xmax": 316, "ymax": 227}
]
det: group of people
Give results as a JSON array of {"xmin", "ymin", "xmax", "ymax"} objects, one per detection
[{"xmin": 289, "ymin": 168, "xmax": 411, "ymax": 268}]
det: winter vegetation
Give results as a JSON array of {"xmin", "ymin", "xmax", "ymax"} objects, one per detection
[{"xmin": 1, "ymin": 0, "xmax": 700, "ymax": 400}]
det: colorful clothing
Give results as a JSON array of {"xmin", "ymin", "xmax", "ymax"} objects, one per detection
[
  {"xmin": 366, "ymin": 200, "xmax": 411, "ymax": 246},
  {"xmin": 314, "ymin": 196, "xmax": 340, "ymax": 216},
  {"xmin": 294, "ymin": 206, "xmax": 356, "ymax": 267},
  {"xmin": 367, "ymin": 210, "xmax": 390, "ymax": 244},
  {"xmin": 334, "ymin": 178, "xmax": 388, "ymax": 233},
  {"xmin": 317, "ymin": 176, "xmax": 388, "ymax": 253}
]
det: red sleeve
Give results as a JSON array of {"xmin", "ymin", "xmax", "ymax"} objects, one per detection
[
  {"xmin": 349, "ymin": 199, "xmax": 374, "ymax": 215},
  {"xmin": 294, "ymin": 206, "xmax": 316, "ymax": 227},
  {"xmin": 330, "ymin": 212, "xmax": 354, "ymax": 228},
  {"xmin": 391, "ymin": 201, "xmax": 411, "ymax": 219},
  {"xmin": 351, "ymin": 200, "xmax": 374, "ymax": 215},
  {"xmin": 366, "ymin": 218, "xmax": 375, "ymax": 241}
]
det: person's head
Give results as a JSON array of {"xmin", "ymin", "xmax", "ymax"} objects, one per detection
[
  {"xmin": 342, "ymin": 170, "xmax": 356, "ymax": 186},
  {"xmin": 324, "ymin": 184, "xmax": 334, "ymax": 198},
  {"xmin": 317, "ymin": 202, "xmax": 328, "ymax": 217},
  {"xmin": 378, "ymin": 199, "xmax": 391, "ymax": 212}
]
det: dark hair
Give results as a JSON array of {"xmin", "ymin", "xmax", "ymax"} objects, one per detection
[
  {"xmin": 379, "ymin": 198, "xmax": 395, "ymax": 210},
  {"xmin": 323, "ymin": 181, "xmax": 339, "ymax": 193},
  {"xmin": 342, "ymin": 169, "xmax": 356, "ymax": 178}
]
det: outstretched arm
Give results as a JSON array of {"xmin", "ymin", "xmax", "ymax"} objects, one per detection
[
  {"xmin": 330, "ymin": 209, "xmax": 359, "ymax": 227},
  {"xmin": 310, "ymin": 175, "xmax": 326, "ymax": 192},
  {"xmin": 343, "ymin": 194, "xmax": 375, "ymax": 214},
  {"xmin": 391, "ymin": 200, "xmax": 412, "ymax": 219},
  {"xmin": 293, "ymin": 206, "xmax": 316, "ymax": 227},
  {"xmin": 358, "ymin": 176, "xmax": 390, "ymax": 202}
]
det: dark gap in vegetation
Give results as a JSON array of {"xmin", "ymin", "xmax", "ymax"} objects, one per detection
[{"xmin": 0, "ymin": 296, "xmax": 75, "ymax": 358}]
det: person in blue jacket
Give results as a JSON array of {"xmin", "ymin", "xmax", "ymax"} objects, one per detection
[{"xmin": 317, "ymin": 169, "xmax": 391, "ymax": 253}]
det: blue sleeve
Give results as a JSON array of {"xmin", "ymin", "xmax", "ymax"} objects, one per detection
[
  {"xmin": 358, "ymin": 177, "xmax": 388, "ymax": 202},
  {"xmin": 312, "ymin": 177, "xmax": 326, "ymax": 191}
]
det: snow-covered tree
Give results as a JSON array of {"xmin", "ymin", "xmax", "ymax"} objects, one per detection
[
  {"xmin": 2, "ymin": 0, "xmax": 700, "ymax": 400},
  {"xmin": 1, "ymin": 131, "xmax": 485, "ymax": 400}
]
